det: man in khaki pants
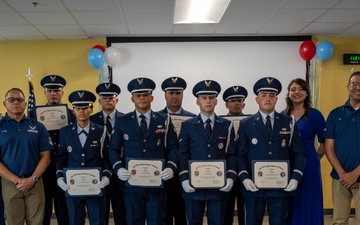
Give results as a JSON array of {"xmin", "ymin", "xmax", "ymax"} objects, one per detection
[{"xmin": 0, "ymin": 87, "xmax": 52, "ymax": 225}]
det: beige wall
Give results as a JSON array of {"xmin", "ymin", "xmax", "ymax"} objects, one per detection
[
  {"xmin": 0, "ymin": 39, "xmax": 106, "ymax": 113},
  {"xmin": 1, "ymin": 37, "xmax": 360, "ymax": 209}
]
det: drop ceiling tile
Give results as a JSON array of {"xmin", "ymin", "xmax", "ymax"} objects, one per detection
[
  {"xmin": 222, "ymin": 9, "xmax": 277, "ymax": 23},
  {"xmin": 120, "ymin": 0, "xmax": 174, "ymax": 11},
  {"xmin": 36, "ymin": 25, "xmax": 85, "ymax": 36},
  {"xmin": 82, "ymin": 24, "xmax": 129, "ymax": 36},
  {"xmin": 282, "ymin": 0, "xmax": 341, "ymax": 9},
  {"xmin": 342, "ymin": 23, "xmax": 360, "ymax": 33},
  {"xmin": 228, "ymin": 0, "xmax": 286, "ymax": 9},
  {"xmin": 216, "ymin": 22, "xmax": 265, "ymax": 34},
  {"xmin": 5, "ymin": 0, "xmax": 67, "ymax": 12},
  {"xmin": 334, "ymin": 0, "xmax": 360, "ymax": 9},
  {"xmin": 22, "ymin": 12, "xmax": 77, "ymax": 25},
  {"xmin": 0, "ymin": 25, "xmax": 43, "ymax": 36},
  {"xmin": 72, "ymin": 11, "xmax": 126, "ymax": 24},
  {"xmin": 128, "ymin": 23, "xmax": 172, "ymax": 34},
  {"xmin": 259, "ymin": 22, "xmax": 309, "ymax": 34},
  {"xmin": 0, "ymin": 13, "xmax": 30, "ymax": 25},
  {"xmin": 270, "ymin": 9, "xmax": 327, "ymax": 22},
  {"xmin": 124, "ymin": 10, "xmax": 173, "ymax": 24},
  {"xmin": 0, "ymin": 1, "xmax": 15, "ymax": 12},
  {"xmin": 62, "ymin": 0, "xmax": 121, "ymax": 11},
  {"xmin": 316, "ymin": 10, "xmax": 360, "ymax": 23},
  {"xmin": 172, "ymin": 24, "xmax": 218, "ymax": 34},
  {"xmin": 300, "ymin": 22, "xmax": 353, "ymax": 34}
]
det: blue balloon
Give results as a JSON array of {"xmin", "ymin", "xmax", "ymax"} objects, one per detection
[
  {"xmin": 316, "ymin": 41, "xmax": 334, "ymax": 61},
  {"xmin": 88, "ymin": 48, "xmax": 105, "ymax": 69}
]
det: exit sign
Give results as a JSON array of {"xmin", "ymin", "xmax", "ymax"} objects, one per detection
[{"xmin": 344, "ymin": 54, "xmax": 360, "ymax": 64}]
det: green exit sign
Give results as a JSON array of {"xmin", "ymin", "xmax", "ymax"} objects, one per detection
[{"xmin": 344, "ymin": 54, "xmax": 360, "ymax": 64}]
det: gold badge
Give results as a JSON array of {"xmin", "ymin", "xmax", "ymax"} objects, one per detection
[{"xmin": 281, "ymin": 139, "xmax": 286, "ymax": 147}]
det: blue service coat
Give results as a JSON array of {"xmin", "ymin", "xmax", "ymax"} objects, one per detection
[
  {"xmin": 158, "ymin": 107, "xmax": 196, "ymax": 117},
  {"xmin": 178, "ymin": 114, "xmax": 237, "ymax": 200},
  {"xmin": 56, "ymin": 121, "xmax": 111, "ymax": 180},
  {"xmin": 90, "ymin": 110, "xmax": 124, "ymax": 126},
  {"xmin": 237, "ymin": 111, "xmax": 305, "ymax": 197},
  {"xmin": 108, "ymin": 110, "xmax": 179, "ymax": 193}
]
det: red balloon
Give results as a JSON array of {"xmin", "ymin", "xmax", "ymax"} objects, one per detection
[
  {"xmin": 299, "ymin": 40, "xmax": 316, "ymax": 61},
  {"xmin": 92, "ymin": 44, "xmax": 106, "ymax": 53}
]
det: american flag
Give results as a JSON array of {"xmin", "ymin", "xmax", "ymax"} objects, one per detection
[{"xmin": 27, "ymin": 80, "xmax": 36, "ymax": 116}]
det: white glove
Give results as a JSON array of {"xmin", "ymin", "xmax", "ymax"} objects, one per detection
[
  {"xmin": 160, "ymin": 168, "xmax": 174, "ymax": 180},
  {"xmin": 117, "ymin": 168, "xmax": 130, "ymax": 181},
  {"xmin": 219, "ymin": 178, "xmax": 234, "ymax": 192},
  {"xmin": 243, "ymin": 179, "xmax": 259, "ymax": 192},
  {"xmin": 98, "ymin": 177, "xmax": 110, "ymax": 189},
  {"xmin": 57, "ymin": 177, "xmax": 69, "ymax": 191},
  {"xmin": 284, "ymin": 179, "xmax": 298, "ymax": 192},
  {"xmin": 181, "ymin": 180, "xmax": 195, "ymax": 193}
]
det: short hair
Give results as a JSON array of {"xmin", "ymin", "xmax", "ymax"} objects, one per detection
[
  {"xmin": 348, "ymin": 71, "xmax": 360, "ymax": 83},
  {"xmin": 4, "ymin": 88, "xmax": 25, "ymax": 99}
]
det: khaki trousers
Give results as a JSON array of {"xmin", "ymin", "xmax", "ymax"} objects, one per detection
[
  {"xmin": 332, "ymin": 178, "xmax": 360, "ymax": 225},
  {"xmin": 1, "ymin": 178, "xmax": 45, "ymax": 225}
]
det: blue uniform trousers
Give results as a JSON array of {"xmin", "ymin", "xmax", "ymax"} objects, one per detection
[
  {"xmin": 244, "ymin": 195, "xmax": 289, "ymax": 225},
  {"xmin": 164, "ymin": 174, "xmax": 186, "ymax": 225},
  {"xmin": 224, "ymin": 180, "xmax": 245, "ymax": 225},
  {"xmin": 66, "ymin": 196, "xmax": 106, "ymax": 225},
  {"xmin": 184, "ymin": 198, "xmax": 227, "ymax": 225},
  {"xmin": 123, "ymin": 192, "xmax": 166, "ymax": 225},
  {"xmin": 105, "ymin": 175, "xmax": 126, "ymax": 225}
]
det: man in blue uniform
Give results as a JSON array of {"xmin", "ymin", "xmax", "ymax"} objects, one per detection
[
  {"xmin": 222, "ymin": 85, "xmax": 248, "ymax": 225},
  {"xmin": 108, "ymin": 77, "xmax": 179, "ymax": 225},
  {"xmin": 90, "ymin": 82, "xmax": 126, "ymax": 225},
  {"xmin": 0, "ymin": 88, "xmax": 52, "ymax": 225},
  {"xmin": 159, "ymin": 76, "xmax": 195, "ymax": 225},
  {"xmin": 178, "ymin": 80, "xmax": 237, "ymax": 225},
  {"xmin": 56, "ymin": 90, "xmax": 111, "ymax": 225},
  {"xmin": 29, "ymin": 74, "xmax": 75, "ymax": 225},
  {"xmin": 237, "ymin": 77, "xmax": 305, "ymax": 225}
]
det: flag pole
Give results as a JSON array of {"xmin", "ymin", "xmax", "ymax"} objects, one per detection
[{"xmin": 27, "ymin": 68, "xmax": 36, "ymax": 117}]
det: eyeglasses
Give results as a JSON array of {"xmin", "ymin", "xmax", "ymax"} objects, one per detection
[
  {"xmin": 6, "ymin": 97, "xmax": 25, "ymax": 103},
  {"xmin": 349, "ymin": 82, "xmax": 360, "ymax": 88}
]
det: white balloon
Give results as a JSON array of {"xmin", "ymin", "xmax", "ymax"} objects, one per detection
[{"xmin": 105, "ymin": 46, "xmax": 121, "ymax": 67}]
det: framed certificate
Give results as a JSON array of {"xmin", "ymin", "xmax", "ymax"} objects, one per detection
[
  {"xmin": 35, "ymin": 104, "xmax": 70, "ymax": 131},
  {"xmin": 189, "ymin": 160, "xmax": 226, "ymax": 189},
  {"xmin": 64, "ymin": 167, "xmax": 103, "ymax": 197},
  {"xmin": 220, "ymin": 115, "xmax": 249, "ymax": 136},
  {"xmin": 169, "ymin": 114, "xmax": 194, "ymax": 137},
  {"xmin": 125, "ymin": 158, "xmax": 165, "ymax": 188},
  {"xmin": 252, "ymin": 160, "xmax": 289, "ymax": 189}
]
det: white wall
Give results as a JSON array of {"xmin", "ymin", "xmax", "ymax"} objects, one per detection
[{"xmin": 111, "ymin": 41, "xmax": 306, "ymax": 115}]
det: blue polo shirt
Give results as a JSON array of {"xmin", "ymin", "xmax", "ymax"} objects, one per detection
[
  {"xmin": 0, "ymin": 114, "xmax": 53, "ymax": 177},
  {"xmin": 324, "ymin": 100, "xmax": 360, "ymax": 181}
]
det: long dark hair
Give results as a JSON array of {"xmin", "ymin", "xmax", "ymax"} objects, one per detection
[{"xmin": 284, "ymin": 78, "xmax": 311, "ymax": 116}]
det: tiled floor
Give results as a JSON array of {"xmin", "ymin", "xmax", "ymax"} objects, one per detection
[{"xmin": 50, "ymin": 214, "xmax": 358, "ymax": 225}]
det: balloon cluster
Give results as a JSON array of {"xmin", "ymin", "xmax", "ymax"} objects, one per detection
[
  {"xmin": 88, "ymin": 45, "xmax": 122, "ymax": 69},
  {"xmin": 299, "ymin": 40, "xmax": 334, "ymax": 62}
]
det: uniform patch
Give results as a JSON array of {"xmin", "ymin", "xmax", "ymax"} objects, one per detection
[
  {"xmin": 49, "ymin": 137, "xmax": 53, "ymax": 145},
  {"xmin": 251, "ymin": 138, "xmax": 258, "ymax": 145},
  {"xmin": 67, "ymin": 146, "xmax": 72, "ymax": 152},
  {"xmin": 123, "ymin": 134, "xmax": 129, "ymax": 140}
]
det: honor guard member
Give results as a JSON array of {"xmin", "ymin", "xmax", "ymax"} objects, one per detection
[
  {"xmin": 31, "ymin": 75, "xmax": 75, "ymax": 225},
  {"xmin": 160, "ymin": 76, "xmax": 195, "ymax": 225},
  {"xmin": 108, "ymin": 77, "xmax": 179, "ymax": 225},
  {"xmin": 178, "ymin": 80, "xmax": 237, "ymax": 225},
  {"xmin": 237, "ymin": 77, "xmax": 305, "ymax": 225},
  {"xmin": 56, "ymin": 90, "xmax": 111, "ymax": 225},
  {"xmin": 90, "ymin": 82, "xmax": 126, "ymax": 225},
  {"xmin": 222, "ymin": 85, "xmax": 248, "ymax": 225},
  {"xmin": 0, "ymin": 88, "xmax": 52, "ymax": 225}
]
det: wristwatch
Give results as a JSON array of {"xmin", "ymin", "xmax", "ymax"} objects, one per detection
[{"xmin": 32, "ymin": 175, "xmax": 39, "ymax": 183}]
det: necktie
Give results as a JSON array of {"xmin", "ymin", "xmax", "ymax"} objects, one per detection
[
  {"xmin": 205, "ymin": 119, "xmax": 212, "ymax": 136},
  {"xmin": 106, "ymin": 115, "xmax": 113, "ymax": 134},
  {"xmin": 266, "ymin": 115, "xmax": 272, "ymax": 135},
  {"xmin": 78, "ymin": 130, "xmax": 88, "ymax": 136},
  {"xmin": 140, "ymin": 115, "xmax": 147, "ymax": 136}
]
